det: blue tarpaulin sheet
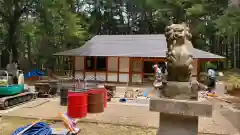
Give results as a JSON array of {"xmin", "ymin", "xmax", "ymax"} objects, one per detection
[{"xmin": 24, "ymin": 70, "xmax": 44, "ymax": 79}]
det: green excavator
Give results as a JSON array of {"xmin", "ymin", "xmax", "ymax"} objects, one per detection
[{"xmin": 0, "ymin": 66, "xmax": 37, "ymax": 109}]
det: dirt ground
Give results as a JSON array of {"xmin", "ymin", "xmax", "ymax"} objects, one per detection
[
  {"xmin": 0, "ymin": 117, "xmax": 218, "ymax": 135},
  {"xmin": 0, "ymin": 80, "xmax": 237, "ymax": 135}
]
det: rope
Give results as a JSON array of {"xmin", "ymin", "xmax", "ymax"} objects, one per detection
[{"xmin": 12, "ymin": 122, "xmax": 52, "ymax": 135}]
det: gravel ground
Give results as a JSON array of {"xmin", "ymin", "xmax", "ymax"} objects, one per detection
[{"xmin": 0, "ymin": 117, "xmax": 222, "ymax": 135}]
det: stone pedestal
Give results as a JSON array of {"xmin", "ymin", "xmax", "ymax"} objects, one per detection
[
  {"xmin": 158, "ymin": 113, "xmax": 198, "ymax": 135},
  {"xmin": 150, "ymin": 98, "xmax": 212, "ymax": 135},
  {"xmin": 220, "ymin": 104, "xmax": 240, "ymax": 131}
]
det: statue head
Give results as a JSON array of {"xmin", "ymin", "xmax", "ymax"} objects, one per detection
[{"xmin": 165, "ymin": 23, "xmax": 192, "ymax": 43}]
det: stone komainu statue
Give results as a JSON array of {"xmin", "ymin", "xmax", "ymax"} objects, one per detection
[{"xmin": 164, "ymin": 23, "xmax": 193, "ymax": 82}]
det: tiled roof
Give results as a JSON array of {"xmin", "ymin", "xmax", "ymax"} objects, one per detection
[{"xmin": 54, "ymin": 34, "xmax": 225, "ymax": 59}]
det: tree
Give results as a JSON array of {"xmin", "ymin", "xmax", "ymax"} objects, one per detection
[
  {"xmin": 215, "ymin": 6, "xmax": 240, "ymax": 39},
  {"xmin": 0, "ymin": 0, "xmax": 35, "ymax": 62},
  {"xmin": 215, "ymin": 6, "xmax": 240, "ymax": 68},
  {"xmin": 0, "ymin": 0, "xmax": 89, "ymax": 69},
  {"xmin": 0, "ymin": 0, "xmax": 238, "ymax": 70}
]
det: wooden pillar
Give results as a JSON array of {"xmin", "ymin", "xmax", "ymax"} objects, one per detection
[
  {"xmin": 83, "ymin": 56, "xmax": 86, "ymax": 80},
  {"xmin": 154, "ymin": 59, "xmax": 158, "ymax": 79},
  {"xmin": 94, "ymin": 56, "xmax": 97, "ymax": 79},
  {"xmin": 129, "ymin": 57, "xmax": 132, "ymax": 83},
  {"xmin": 117, "ymin": 57, "xmax": 120, "ymax": 82},
  {"xmin": 106, "ymin": 57, "xmax": 108, "ymax": 81},
  {"xmin": 72, "ymin": 56, "xmax": 75, "ymax": 77},
  {"xmin": 141, "ymin": 58, "xmax": 144, "ymax": 84},
  {"xmin": 197, "ymin": 59, "xmax": 201, "ymax": 81}
]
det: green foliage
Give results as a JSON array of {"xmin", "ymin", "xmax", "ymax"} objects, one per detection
[
  {"xmin": 206, "ymin": 62, "xmax": 217, "ymax": 69},
  {"xmin": 0, "ymin": 0, "xmax": 89, "ymax": 69},
  {"xmin": 0, "ymin": 0, "xmax": 238, "ymax": 70},
  {"xmin": 223, "ymin": 69, "xmax": 240, "ymax": 92},
  {"xmin": 215, "ymin": 6, "xmax": 240, "ymax": 39},
  {"xmin": 186, "ymin": 4, "xmax": 205, "ymax": 17}
]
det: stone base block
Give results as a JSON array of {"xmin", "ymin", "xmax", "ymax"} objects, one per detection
[
  {"xmin": 150, "ymin": 98, "xmax": 212, "ymax": 117},
  {"xmin": 157, "ymin": 113, "xmax": 198, "ymax": 135},
  {"xmin": 162, "ymin": 81, "xmax": 198, "ymax": 100}
]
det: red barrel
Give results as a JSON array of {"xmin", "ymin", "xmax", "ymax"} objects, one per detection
[
  {"xmin": 67, "ymin": 92, "xmax": 88, "ymax": 118},
  {"xmin": 88, "ymin": 88, "xmax": 107, "ymax": 108}
]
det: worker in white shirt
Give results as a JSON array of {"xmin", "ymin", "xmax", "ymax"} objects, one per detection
[
  {"xmin": 153, "ymin": 64, "xmax": 162, "ymax": 81},
  {"xmin": 207, "ymin": 67, "xmax": 217, "ymax": 92}
]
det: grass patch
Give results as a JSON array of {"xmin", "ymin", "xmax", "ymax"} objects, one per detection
[
  {"xmin": 0, "ymin": 117, "xmax": 156, "ymax": 135},
  {"xmin": 222, "ymin": 69, "xmax": 240, "ymax": 94}
]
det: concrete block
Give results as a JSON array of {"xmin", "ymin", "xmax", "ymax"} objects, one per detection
[
  {"xmin": 157, "ymin": 113, "xmax": 198, "ymax": 135},
  {"xmin": 150, "ymin": 98, "xmax": 212, "ymax": 117}
]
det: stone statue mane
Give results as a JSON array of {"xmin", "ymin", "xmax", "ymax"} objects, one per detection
[
  {"xmin": 164, "ymin": 23, "xmax": 193, "ymax": 82},
  {"xmin": 165, "ymin": 23, "xmax": 193, "ymax": 51}
]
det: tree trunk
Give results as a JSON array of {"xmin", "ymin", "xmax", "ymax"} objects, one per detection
[
  {"xmin": 7, "ymin": 21, "xmax": 18, "ymax": 63},
  {"xmin": 6, "ymin": 6, "xmax": 26, "ymax": 62},
  {"xmin": 27, "ymin": 35, "xmax": 33, "ymax": 66}
]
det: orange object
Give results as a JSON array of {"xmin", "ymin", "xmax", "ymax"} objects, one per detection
[
  {"xmin": 26, "ymin": 76, "xmax": 39, "ymax": 81},
  {"xmin": 206, "ymin": 93, "xmax": 217, "ymax": 97},
  {"xmin": 59, "ymin": 112, "xmax": 78, "ymax": 133}
]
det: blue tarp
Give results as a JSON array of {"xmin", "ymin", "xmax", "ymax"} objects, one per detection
[
  {"xmin": 12, "ymin": 122, "xmax": 52, "ymax": 135},
  {"xmin": 24, "ymin": 70, "xmax": 44, "ymax": 79}
]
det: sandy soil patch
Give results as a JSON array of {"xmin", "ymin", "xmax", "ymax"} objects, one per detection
[{"xmin": 0, "ymin": 117, "xmax": 222, "ymax": 135}]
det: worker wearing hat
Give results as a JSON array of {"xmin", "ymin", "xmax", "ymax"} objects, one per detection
[
  {"xmin": 206, "ymin": 66, "xmax": 217, "ymax": 92},
  {"xmin": 153, "ymin": 64, "xmax": 161, "ymax": 82}
]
